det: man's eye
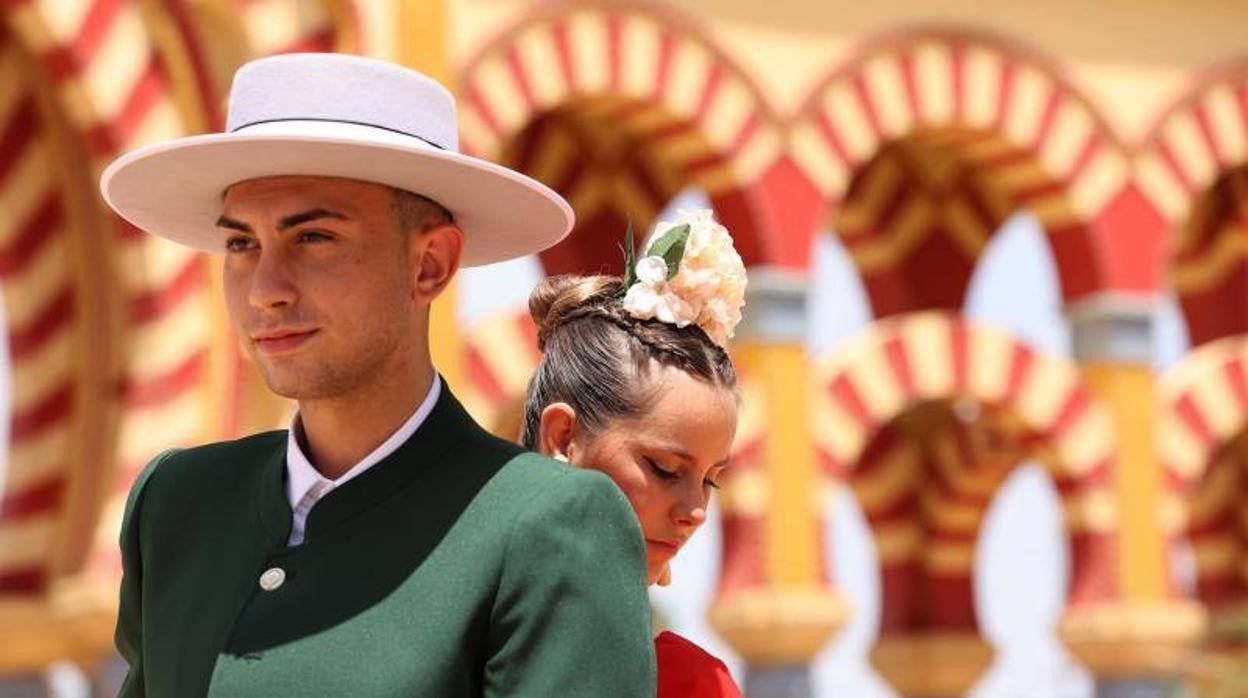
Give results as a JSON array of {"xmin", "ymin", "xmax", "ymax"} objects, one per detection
[
  {"xmin": 225, "ymin": 236, "xmax": 256, "ymax": 252},
  {"xmin": 704, "ymin": 478, "xmax": 721, "ymax": 491},
  {"xmin": 297, "ymin": 230, "xmax": 333, "ymax": 243}
]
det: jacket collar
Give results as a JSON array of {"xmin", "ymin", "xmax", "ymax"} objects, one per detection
[{"xmin": 256, "ymin": 380, "xmax": 480, "ymax": 545}]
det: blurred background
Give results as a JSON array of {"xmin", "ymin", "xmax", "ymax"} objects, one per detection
[{"xmin": 1, "ymin": 0, "xmax": 1247, "ymax": 696}]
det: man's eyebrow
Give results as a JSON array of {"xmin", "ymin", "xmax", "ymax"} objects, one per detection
[
  {"xmin": 277, "ymin": 208, "xmax": 348, "ymax": 230},
  {"xmin": 216, "ymin": 216, "xmax": 251, "ymax": 233}
]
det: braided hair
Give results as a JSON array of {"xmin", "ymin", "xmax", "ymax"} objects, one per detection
[{"xmin": 519, "ymin": 274, "xmax": 737, "ymax": 449}]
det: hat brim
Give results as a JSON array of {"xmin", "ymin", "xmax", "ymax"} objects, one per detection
[{"xmin": 100, "ymin": 133, "xmax": 574, "ymax": 267}]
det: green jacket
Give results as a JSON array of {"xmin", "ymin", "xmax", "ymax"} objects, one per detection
[{"xmin": 115, "ymin": 387, "xmax": 656, "ymax": 696}]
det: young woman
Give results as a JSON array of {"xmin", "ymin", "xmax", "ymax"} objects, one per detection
[{"xmin": 520, "ymin": 210, "xmax": 746, "ymax": 697}]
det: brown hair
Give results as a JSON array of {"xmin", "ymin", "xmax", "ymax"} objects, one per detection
[
  {"xmin": 390, "ymin": 187, "xmax": 453, "ymax": 232},
  {"xmin": 519, "ymin": 274, "xmax": 737, "ymax": 449}
]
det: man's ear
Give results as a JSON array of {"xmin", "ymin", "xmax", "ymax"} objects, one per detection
[
  {"xmin": 411, "ymin": 223, "xmax": 464, "ymax": 303},
  {"xmin": 538, "ymin": 402, "xmax": 578, "ymax": 462}
]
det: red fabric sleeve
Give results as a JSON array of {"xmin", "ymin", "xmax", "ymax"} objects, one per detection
[{"xmin": 655, "ymin": 631, "xmax": 743, "ymax": 698}]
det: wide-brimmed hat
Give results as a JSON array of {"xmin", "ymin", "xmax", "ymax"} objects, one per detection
[{"xmin": 100, "ymin": 53, "xmax": 573, "ymax": 267}]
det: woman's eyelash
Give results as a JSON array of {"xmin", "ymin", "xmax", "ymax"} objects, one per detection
[
  {"xmin": 646, "ymin": 457, "xmax": 722, "ymax": 489},
  {"xmin": 644, "ymin": 457, "xmax": 678, "ymax": 480}
]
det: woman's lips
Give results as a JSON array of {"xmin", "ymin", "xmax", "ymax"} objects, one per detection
[
  {"xmin": 646, "ymin": 539, "xmax": 681, "ymax": 555},
  {"xmin": 253, "ymin": 329, "xmax": 318, "ymax": 355}
]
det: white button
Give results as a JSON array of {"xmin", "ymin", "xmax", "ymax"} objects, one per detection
[{"xmin": 259, "ymin": 567, "xmax": 286, "ymax": 591}]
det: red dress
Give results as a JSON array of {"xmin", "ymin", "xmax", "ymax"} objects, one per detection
[{"xmin": 655, "ymin": 631, "xmax": 743, "ymax": 697}]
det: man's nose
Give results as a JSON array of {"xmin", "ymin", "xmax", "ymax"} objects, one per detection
[{"xmin": 248, "ymin": 248, "xmax": 298, "ymax": 310}]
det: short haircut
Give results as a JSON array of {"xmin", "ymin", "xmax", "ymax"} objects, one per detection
[{"xmin": 390, "ymin": 187, "xmax": 454, "ymax": 233}]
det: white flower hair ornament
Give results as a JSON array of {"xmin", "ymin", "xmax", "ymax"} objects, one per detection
[{"xmin": 619, "ymin": 209, "xmax": 747, "ymax": 347}]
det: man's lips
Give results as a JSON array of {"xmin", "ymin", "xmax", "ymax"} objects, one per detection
[{"xmin": 251, "ymin": 328, "xmax": 318, "ymax": 354}]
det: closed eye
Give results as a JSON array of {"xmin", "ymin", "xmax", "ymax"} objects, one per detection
[{"xmin": 644, "ymin": 457, "xmax": 679, "ymax": 481}]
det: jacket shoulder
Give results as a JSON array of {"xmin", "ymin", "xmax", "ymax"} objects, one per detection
[
  {"xmin": 154, "ymin": 430, "xmax": 286, "ymax": 480},
  {"xmin": 132, "ymin": 430, "xmax": 286, "ymax": 514},
  {"xmin": 491, "ymin": 450, "xmax": 625, "ymax": 504}
]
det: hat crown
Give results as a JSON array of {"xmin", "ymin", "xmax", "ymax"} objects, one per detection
[{"xmin": 225, "ymin": 53, "xmax": 459, "ymax": 152}]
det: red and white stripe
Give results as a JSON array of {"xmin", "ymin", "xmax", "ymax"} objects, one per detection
[
  {"xmin": 1158, "ymin": 334, "xmax": 1248, "ymax": 605},
  {"xmin": 791, "ymin": 28, "xmax": 1127, "ymax": 228},
  {"xmin": 458, "ymin": 3, "xmax": 779, "ymax": 185},
  {"xmin": 1137, "ymin": 62, "xmax": 1248, "ymax": 226},
  {"xmin": 813, "ymin": 312, "xmax": 1119, "ymax": 611}
]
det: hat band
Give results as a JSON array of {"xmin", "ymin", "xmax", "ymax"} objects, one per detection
[{"xmin": 231, "ymin": 117, "xmax": 447, "ymax": 150}]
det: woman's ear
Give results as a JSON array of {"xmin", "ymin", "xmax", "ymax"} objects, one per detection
[{"xmin": 538, "ymin": 402, "xmax": 578, "ymax": 462}]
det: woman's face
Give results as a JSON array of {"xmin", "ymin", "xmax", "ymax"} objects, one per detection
[{"xmin": 560, "ymin": 364, "xmax": 738, "ymax": 585}]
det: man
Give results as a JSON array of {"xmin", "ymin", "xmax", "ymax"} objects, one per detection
[{"xmin": 100, "ymin": 53, "xmax": 656, "ymax": 696}]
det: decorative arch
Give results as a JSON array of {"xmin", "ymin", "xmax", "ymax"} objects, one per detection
[
  {"xmin": 457, "ymin": 1, "xmax": 781, "ymax": 271},
  {"xmin": 0, "ymin": 4, "xmax": 163, "ymax": 668},
  {"xmin": 0, "ymin": 0, "xmax": 364, "ymax": 665},
  {"xmin": 0, "ymin": 21, "xmax": 125, "ymax": 600},
  {"xmin": 0, "ymin": 0, "xmax": 219, "ymax": 593},
  {"xmin": 1144, "ymin": 62, "xmax": 1248, "ymax": 347},
  {"xmin": 0, "ymin": 2, "xmax": 269, "ymax": 665},
  {"xmin": 1157, "ymin": 335, "xmax": 1248, "ymax": 607},
  {"xmin": 8, "ymin": 0, "xmax": 365, "ymax": 617},
  {"xmin": 812, "ymin": 312, "xmax": 1119, "ymax": 632},
  {"xmin": 1137, "ymin": 61, "xmax": 1248, "ymax": 229},
  {"xmin": 791, "ymin": 28, "xmax": 1126, "ymax": 309}
]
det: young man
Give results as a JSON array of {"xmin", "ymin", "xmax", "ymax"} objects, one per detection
[{"xmin": 100, "ymin": 53, "xmax": 656, "ymax": 697}]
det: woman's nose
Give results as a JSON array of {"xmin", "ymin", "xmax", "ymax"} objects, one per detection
[{"xmin": 675, "ymin": 485, "xmax": 708, "ymax": 527}]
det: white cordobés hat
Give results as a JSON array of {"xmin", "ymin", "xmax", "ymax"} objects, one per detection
[{"xmin": 100, "ymin": 52, "xmax": 574, "ymax": 267}]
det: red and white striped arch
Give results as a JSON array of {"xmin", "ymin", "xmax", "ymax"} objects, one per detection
[
  {"xmin": 1157, "ymin": 335, "xmax": 1248, "ymax": 603},
  {"xmin": 1137, "ymin": 61, "xmax": 1248, "ymax": 228},
  {"xmin": 845, "ymin": 405, "xmax": 1034, "ymax": 632},
  {"xmin": 1159, "ymin": 335, "xmax": 1248, "ymax": 494},
  {"xmin": 0, "ymin": 27, "xmax": 104, "ymax": 597},
  {"xmin": 457, "ymin": 3, "xmax": 780, "ymax": 194},
  {"xmin": 792, "ymin": 28, "xmax": 1127, "ymax": 218},
  {"xmin": 0, "ymin": 0, "xmax": 207, "ymax": 598},
  {"xmin": 813, "ymin": 312, "xmax": 1119, "ymax": 607},
  {"xmin": 0, "ymin": 0, "xmax": 359, "ymax": 604}
]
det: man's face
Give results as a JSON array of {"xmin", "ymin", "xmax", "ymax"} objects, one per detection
[{"xmin": 219, "ymin": 176, "xmax": 418, "ymax": 400}]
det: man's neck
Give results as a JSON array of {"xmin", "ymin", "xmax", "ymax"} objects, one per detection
[{"xmin": 296, "ymin": 362, "xmax": 437, "ymax": 480}]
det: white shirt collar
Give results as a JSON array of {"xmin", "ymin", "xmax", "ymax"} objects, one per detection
[{"xmin": 285, "ymin": 375, "xmax": 442, "ymax": 511}]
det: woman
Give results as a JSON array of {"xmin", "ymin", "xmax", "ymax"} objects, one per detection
[{"xmin": 520, "ymin": 210, "xmax": 746, "ymax": 697}]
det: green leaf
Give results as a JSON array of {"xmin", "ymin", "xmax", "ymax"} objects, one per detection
[
  {"xmin": 646, "ymin": 223, "xmax": 690, "ymax": 280},
  {"xmin": 620, "ymin": 220, "xmax": 638, "ymax": 292}
]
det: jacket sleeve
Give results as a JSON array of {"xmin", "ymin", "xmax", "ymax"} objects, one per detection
[
  {"xmin": 485, "ymin": 464, "xmax": 657, "ymax": 697},
  {"xmin": 114, "ymin": 450, "xmax": 177, "ymax": 698}
]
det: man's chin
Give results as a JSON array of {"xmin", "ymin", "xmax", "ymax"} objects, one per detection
[{"xmin": 255, "ymin": 366, "xmax": 321, "ymax": 400}]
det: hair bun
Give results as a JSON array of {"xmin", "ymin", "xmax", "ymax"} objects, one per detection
[{"xmin": 529, "ymin": 275, "xmax": 622, "ymax": 350}]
